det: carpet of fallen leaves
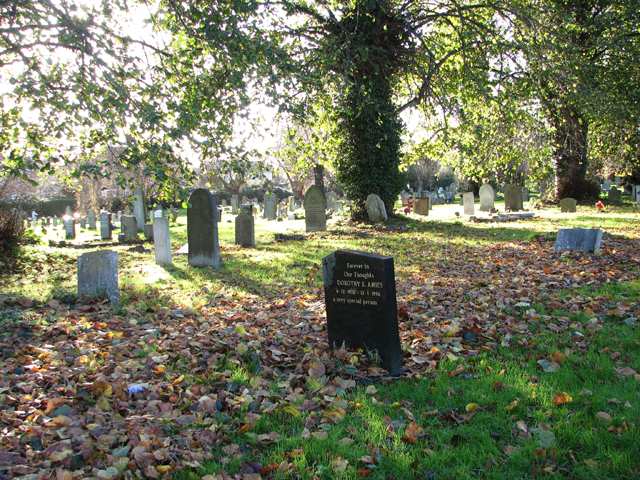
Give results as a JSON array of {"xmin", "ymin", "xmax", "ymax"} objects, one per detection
[{"xmin": 0, "ymin": 230, "xmax": 639, "ymax": 479}]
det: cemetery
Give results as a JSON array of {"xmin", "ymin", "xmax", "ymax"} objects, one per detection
[
  {"xmin": 2, "ymin": 1, "xmax": 640, "ymax": 477},
  {"xmin": 0, "ymin": 192, "xmax": 639, "ymax": 480}
]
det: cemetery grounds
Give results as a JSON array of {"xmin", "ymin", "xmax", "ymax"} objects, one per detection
[{"xmin": 0, "ymin": 199, "xmax": 639, "ymax": 480}]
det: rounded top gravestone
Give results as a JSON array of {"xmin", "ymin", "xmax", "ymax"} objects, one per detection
[
  {"xmin": 303, "ymin": 185, "xmax": 327, "ymax": 232},
  {"xmin": 479, "ymin": 184, "xmax": 495, "ymax": 212},
  {"xmin": 365, "ymin": 194, "xmax": 387, "ymax": 222}
]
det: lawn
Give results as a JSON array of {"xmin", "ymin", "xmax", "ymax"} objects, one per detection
[{"xmin": 0, "ymin": 197, "xmax": 639, "ymax": 479}]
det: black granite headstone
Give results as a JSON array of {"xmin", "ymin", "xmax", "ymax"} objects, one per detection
[
  {"xmin": 187, "ymin": 189, "xmax": 220, "ymax": 268},
  {"xmin": 322, "ymin": 249, "xmax": 401, "ymax": 373}
]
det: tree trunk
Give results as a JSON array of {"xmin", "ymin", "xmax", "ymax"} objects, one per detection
[
  {"xmin": 313, "ymin": 164, "xmax": 325, "ymax": 195},
  {"xmin": 551, "ymin": 105, "xmax": 590, "ymax": 200}
]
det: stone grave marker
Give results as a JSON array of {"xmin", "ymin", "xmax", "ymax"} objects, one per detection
[
  {"xmin": 633, "ymin": 185, "xmax": 640, "ymax": 200},
  {"xmin": 479, "ymin": 184, "xmax": 495, "ymax": 211},
  {"xmin": 235, "ymin": 210, "xmax": 255, "ymax": 247},
  {"xmin": 304, "ymin": 185, "xmax": 327, "ymax": 232},
  {"xmin": 264, "ymin": 194, "xmax": 277, "ymax": 220},
  {"xmin": 602, "ymin": 183, "xmax": 610, "ymax": 191},
  {"xmin": 608, "ymin": 186, "xmax": 622, "ymax": 202},
  {"xmin": 231, "ymin": 195, "xmax": 239, "ymax": 215},
  {"xmin": 221, "ymin": 199, "xmax": 227, "ymax": 207},
  {"xmin": 143, "ymin": 223, "xmax": 154, "ymax": 239},
  {"xmin": 322, "ymin": 249, "xmax": 401, "ymax": 373},
  {"xmin": 187, "ymin": 189, "xmax": 220, "ymax": 268},
  {"xmin": 463, "ymin": 192, "xmax": 475, "ymax": 215},
  {"xmin": 560, "ymin": 198, "xmax": 577, "ymax": 213},
  {"xmin": 87, "ymin": 209, "xmax": 96, "ymax": 230},
  {"xmin": 53, "ymin": 217, "xmax": 58, "ymax": 227},
  {"xmin": 288, "ymin": 196, "xmax": 296, "ymax": 211},
  {"xmin": 100, "ymin": 212, "xmax": 112, "ymax": 240},
  {"xmin": 555, "ymin": 228, "xmax": 603, "ymax": 252},
  {"xmin": 504, "ymin": 184, "xmax": 523, "ymax": 211},
  {"xmin": 326, "ymin": 191, "xmax": 337, "ymax": 209},
  {"xmin": 63, "ymin": 217, "xmax": 76, "ymax": 240},
  {"xmin": 153, "ymin": 217, "xmax": 172, "ymax": 266},
  {"xmin": 121, "ymin": 215, "xmax": 138, "ymax": 240},
  {"xmin": 414, "ymin": 197, "xmax": 429, "ymax": 216},
  {"xmin": 242, "ymin": 196, "xmax": 249, "ymax": 205},
  {"xmin": 80, "ymin": 217, "xmax": 86, "ymax": 229},
  {"xmin": 365, "ymin": 194, "xmax": 387, "ymax": 222},
  {"xmin": 65, "ymin": 206, "xmax": 73, "ymax": 217},
  {"xmin": 132, "ymin": 187, "xmax": 145, "ymax": 231},
  {"xmin": 77, "ymin": 250, "xmax": 119, "ymax": 305}
]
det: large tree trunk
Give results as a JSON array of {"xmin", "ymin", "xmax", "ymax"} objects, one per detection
[
  {"xmin": 313, "ymin": 164, "xmax": 325, "ymax": 195},
  {"xmin": 551, "ymin": 105, "xmax": 591, "ymax": 200}
]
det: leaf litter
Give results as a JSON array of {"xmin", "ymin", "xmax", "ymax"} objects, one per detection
[{"xmin": 0, "ymin": 230, "xmax": 639, "ymax": 478}]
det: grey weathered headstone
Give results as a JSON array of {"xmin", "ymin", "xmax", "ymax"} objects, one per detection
[
  {"xmin": 322, "ymin": 249, "xmax": 401, "ymax": 373},
  {"xmin": 221, "ymin": 199, "xmax": 227, "ymax": 207},
  {"xmin": 504, "ymin": 184, "xmax": 523, "ymax": 211},
  {"xmin": 132, "ymin": 186, "xmax": 145, "ymax": 231},
  {"xmin": 365, "ymin": 194, "xmax": 387, "ymax": 222},
  {"xmin": 608, "ymin": 186, "xmax": 622, "ymax": 202},
  {"xmin": 288, "ymin": 196, "xmax": 296, "ymax": 211},
  {"xmin": 77, "ymin": 250, "xmax": 119, "ymax": 305},
  {"xmin": 53, "ymin": 217, "xmax": 58, "ymax": 227},
  {"xmin": 231, "ymin": 195, "xmax": 239, "ymax": 215},
  {"xmin": 414, "ymin": 198, "xmax": 429, "ymax": 216},
  {"xmin": 241, "ymin": 196, "xmax": 249, "ymax": 205},
  {"xmin": 143, "ymin": 223, "xmax": 154, "ymax": 239},
  {"xmin": 235, "ymin": 210, "xmax": 255, "ymax": 247},
  {"xmin": 333, "ymin": 201, "xmax": 344, "ymax": 212},
  {"xmin": 602, "ymin": 183, "xmax": 610, "ymax": 191},
  {"xmin": 187, "ymin": 189, "xmax": 220, "ymax": 268},
  {"xmin": 479, "ymin": 184, "xmax": 495, "ymax": 212},
  {"xmin": 121, "ymin": 215, "xmax": 138, "ymax": 239},
  {"xmin": 80, "ymin": 217, "xmax": 86, "ymax": 229},
  {"xmin": 463, "ymin": 192, "xmax": 475, "ymax": 215},
  {"xmin": 633, "ymin": 185, "xmax": 640, "ymax": 200},
  {"xmin": 555, "ymin": 228, "xmax": 603, "ymax": 252},
  {"xmin": 100, "ymin": 212, "xmax": 112, "ymax": 240},
  {"xmin": 153, "ymin": 217, "xmax": 172, "ymax": 266},
  {"xmin": 560, "ymin": 198, "xmax": 577, "ymax": 213},
  {"xmin": 63, "ymin": 217, "xmax": 76, "ymax": 240},
  {"xmin": 326, "ymin": 191, "xmax": 337, "ymax": 210},
  {"xmin": 65, "ymin": 206, "xmax": 73, "ymax": 217},
  {"xmin": 87, "ymin": 209, "xmax": 96, "ymax": 230},
  {"xmin": 418, "ymin": 180, "xmax": 424, "ymax": 191},
  {"xmin": 450, "ymin": 183, "xmax": 457, "ymax": 196},
  {"xmin": 264, "ymin": 194, "xmax": 277, "ymax": 220},
  {"xmin": 304, "ymin": 185, "xmax": 327, "ymax": 232}
]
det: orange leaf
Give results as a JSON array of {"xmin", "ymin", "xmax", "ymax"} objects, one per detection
[
  {"xmin": 405, "ymin": 422, "xmax": 427, "ymax": 440},
  {"xmin": 237, "ymin": 423, "xmax": 252, "ymax": 434},
  {"xmin": 552, "ymin": 392, "xmax": 572, "ymax": 406},
  {"xmin": 357, "ymin": 468, "xmax": 372, "ymax": 477},
  {"xmin": 550, "ymin": 351, "xmax": 566, "ymax": 364}
]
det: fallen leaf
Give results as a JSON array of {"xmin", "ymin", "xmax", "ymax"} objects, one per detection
[
  {"xmin": 308, "ymin": 361, "xmax": 326, "ymax": 378},
  {"xmin": 596, "ymin": 412, "xmax": 612, "ymax": 423},
  {"xmin": 332, "ymin": 457, "xmax": 349, "ymax": 473},
  {"xmin": 551, "ymin": 392, "xmax": 572, "ymax": 406},
  {"xmin": 405, "ymin": 422, "xmax": 427, "ymax": 440}
]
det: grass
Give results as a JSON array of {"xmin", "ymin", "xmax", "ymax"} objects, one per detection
[{"xmin": 1, "ymin": 197, "xmax": 639, "ymax": 479}]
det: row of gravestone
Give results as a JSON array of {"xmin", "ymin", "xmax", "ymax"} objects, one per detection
[{"xmin": 78, "ymin": 225, "xmax": 604, "ymax": 374}]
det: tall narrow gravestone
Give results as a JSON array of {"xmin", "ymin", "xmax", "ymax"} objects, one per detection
[
  {"xmin": 77, "ymin": 250, "xmax": 119, "ymax": 305},
  {"xmin": 479, "ymin": 184, "xmax": 495, "ymax": 211},
  {"xmin": 322, "ymin": 250, "xmax": 401, "ymax": 373},
  {"xmin": 100, "ymin": 212, "xmax": 112, "ymax": 240},
  {"xmin": 133, "ymin": 186, "xmax": 145, "ymax": 232},
  {"xmin": 231, "ymin": 195, "xmax": 239, "ymax": 215},
  {"xmin": 187, "ymin": 189, "xmax": 220, "ymax": 268},
  {"xmin": 304, "ymin": 186, "xmax": 327, "ymax": 232},
  {"xmin": 153, "ymin": 217, "xmax": 172, "ymax": 266},
  {"xmin": 63, "ymin": 217, "xmax": 76, "ymax": 240},
  {"xmin": 463, "ymin": 192, "xmax": 475, "ymax": 215},
  {"xmin": 504, "ymin": 184, "xmax": 523, "ymax": 211},
  {"xmin": 264, "ymin": 194, "xmax": 277, "ymax": 220},
  {"xmin": 235, "ymin": 210, "xmax": 255, "ymax": 247},
  {"xmin": 87, "ymin": 209, "xmax": 96, "ymax": 230},
  {"xmin": 555, "ymin": 228, "xmax": 603, "ymax": 252}
]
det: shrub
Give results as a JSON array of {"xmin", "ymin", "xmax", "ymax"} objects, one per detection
[
  {"xmin": 0, "ymin": 205, "xmax": 28, "ymax": 249},
  {"xmin": 36, "ymin": 198, "xmax": 76, "ymax": 217}
]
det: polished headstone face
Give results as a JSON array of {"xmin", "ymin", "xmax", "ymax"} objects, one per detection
[
  {"xmin": 554, "ymin": 228, "xmax": 603, "ymax": 252},
  {"xmin": 77, "ymin": 250, "xmax": 119, "ymax": 305},
  {"xmin": 322, "ymin": 249, "xmax": 401, "ymax": 373},
  {"xmin": 479, "ymin": 184, "xmax": 495, "ymax": 212},
  {"xmin": 187, "ymin": 189, "xmax": 220, "ymax": 268},
  {"xmin": 304, "ymin": 186, "xmax": 327, "ymax": 232}
]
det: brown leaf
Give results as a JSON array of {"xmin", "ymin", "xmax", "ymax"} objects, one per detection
[
  {"xmin": 308, "ymin": 361, "xmax": 326, "ymax": 378},
  {"xmin": 551, "ymin": 392, "xmax": 572, "ymax": 406},
  {"xmin": 92, "ymin": 380, "xmax": 112, "ymax": 398},
  {"xmin": 322, "ymin": 408, "xmax": 346, "ymax": 424},
  {"xmin": 405, "ymin": 422, "xmax": 427, "ymax": 440}
]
